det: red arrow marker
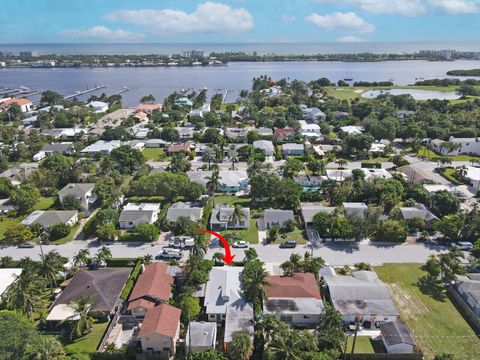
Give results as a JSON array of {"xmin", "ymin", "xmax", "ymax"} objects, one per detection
[{"xmin": 199, "ymin": 230, "xmax": 235, "ymax": 265}]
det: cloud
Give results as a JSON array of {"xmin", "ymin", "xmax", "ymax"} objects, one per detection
[
  {"xmin": 428, "ymin": 0, "xmax": 480, "ymax": 14},
  {"xmin": 105, "ymin": 2, "xmax": 254, "ymax": 35},
  {"xmin": 306, "ymin": 12, "xmax": 375, "ymax": 33},
  {"xmin": 60, "ymin": 26, "xmax": 144, "ymax": 41},
  {"xmin": 315, "ymin": 0, "xmax": 480, "ymax": 15},
  {"xmin": 337, "ymin": 35, "xmax": 365, "ymax": 42},
  {"xmin": 281, "ymin": 14, "xmax": 297, "ymax": 22}
]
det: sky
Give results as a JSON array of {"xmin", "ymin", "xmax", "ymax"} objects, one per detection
[{"xmin": 1, "ymin": 0, "xmax": 480, "ymax": 43}]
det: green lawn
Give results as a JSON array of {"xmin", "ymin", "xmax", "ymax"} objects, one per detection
[
  {"xmin": 142, "ymin": 148, "xmax": 166, "ymax": 161},
  {"xmin": 50, "ymin": 224, "xmax": 80, "ymax": 245},
  {"xmin": 437, "ymin": 167, "xmax": 463, "ymax": 185},
  {"xmin": 221, "ymin": 216, "xmax": 259, "ymax": 244},
  {"xmin": 346, "ymin": 336, "xmax": 386, "ymax": 354},
  {"xmin": 214, "ymin": 195, "xmax": 252, "ymax": 207},
  {"xmin": 220, "ymin": 103, "xmax": 239, "ymax": 111},
  {"xmin": 33, "ymin": 197, "xmax": 55, "ymax": 211},
  {"xmin": 374, "ymin": 264, "xmax": 480, "ymax": 360},
  {"xmin": 272, "ymin": 226, "xmax": 308, "ymax": 245},
  {"xmin": 417, "ymin": 146, "xmax": 480, "ymax": 162},
  {"xmin": 327, "ymin": 85, "xmax": 461, "ymax": 101},
  {"xmin": 63, "ymin": 321, "xmax": 108, "ymax": 354},
  {"xmin": 0, "ymin": 217, "xmax": 19, "ymax": 242}
]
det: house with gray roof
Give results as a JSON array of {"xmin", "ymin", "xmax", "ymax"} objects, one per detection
[
  {"xmin": 303, "ymin": 107, "xmax": 326, "ymax": 123},
  {"xmin": 186, "ymin": 322, "xmax": 217, "ymax": 354},
  {"xmin": 210, "ymin": 205, "xmax": 250, "ymax": 230},
  {"xmin": 187, "ymin": 170, "xmax": 249, "ymax": 193},
  {"xmin": 21, "ymin": 210, "xmax": 78, "ymax": 228},
  {"xmin": 47, "ymin": 268, "xmax": 130, "ymax": 324},
  {"xmin": 398, "ymin": 203, "xmax": 439, "ymax": 228},
  {"xmin": 166, "ymin": 202, "xmax": 203, "ymax": 226},
  {"xmin": 253, "ymin": 140, "xmax": 275, "ymax": 156},
  {"xmin": 81, "ymin": 140, "xmax": 121, "ymax": 155},
  {"xmin": 451, "ymin": 274, "xmax": 480, "ymax": 322},
  {"xmin": 323, "ymin": 269, "xmax": 400, "ymax": 325},
  {"xmin": 41, "ymin": 142, "xmax": 75, "ymax": 155},
  {"xmin": 58, "ymin": 183, "xmax": 96, "ymax": 211},
  {"xmin": 263, "ymin": 209, "xmax": 295, "ymax": 230},
  {"xmin": 225, "ymin": 127, "xmax": 252, "ymax": 140},
  {"xmin": 119, "ymin": 203, "xmax": 160, "ymax": 230},
  {"xmin": 379, "ymin": 321, "xmax": 417, "ymax": 354},
  {"xmin": 204, "ymin": 267, "xmax": 254, "ymax": 348},
  {"xmin": 300, "ymin": 202, "xmax": 368, "ymax": 229}
]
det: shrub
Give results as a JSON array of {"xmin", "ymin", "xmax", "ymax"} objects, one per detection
[{"xmin": 49, "ymin": 224, "xmax": 71, "ymax": 241}]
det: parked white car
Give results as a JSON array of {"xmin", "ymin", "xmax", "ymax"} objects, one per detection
[{"xmin": 452, "ymin": 242, "xmax": 473, "ymax": 250}]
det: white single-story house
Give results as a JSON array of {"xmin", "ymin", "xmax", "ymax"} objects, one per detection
[
  {"xmin": 253, "ymin": 140, "xmax": 275, "ymax": 156},
  {"xmin": 119, "ymin": 203, "xmax": 160, "ymax": 230},
  {"xmin": 21, "ymin": 210, "xmax": 78, "ymax": 228},
  {"xmin": 263, "ymin": 209, "xmax": 295, "ymax": 229},
  {"xmin": 166, "ymin": 202, "xmax": 203, "ymax": 225}
]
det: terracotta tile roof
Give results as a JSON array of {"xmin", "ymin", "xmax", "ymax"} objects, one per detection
[
  {"xmin": 168, "ymin": 141, "xmax": 191, "ymax": 153},
  {"xmin": 137, "ymin": 103, "xmax": 162, "ymax": 112},
  {"xmin": 265, "ymin": 273, "xmax": 321, "ymax": 299},
  {"xmin": 2, "ymin": 98, "xmax": 32, "ymax": 106},
  {"xmin": 128, "ymin": 297, "xmax": 157, "ymax": 311},
  {"xmin": 134, "ymin": 111, "xmax": 148, "ymax": 119},
  {"xmin": 274, "ymin": 127, "xmax": 295, "ymax": 139},
  {"xmin": 139, "ymin": 304, "xmax": 181, "ymax": 338},
  {"xmin": 128, "ymin": 263, "xmax": 173, "ymax": 309}
]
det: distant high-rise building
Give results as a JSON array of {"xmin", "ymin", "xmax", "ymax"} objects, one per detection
[
  {"xmin": 182, "ymin": 50, "xmax": 205, "ymax": 59},
  {"xmin": 19, "ymin": 51, "xmax": 39, "ymax": 57}
]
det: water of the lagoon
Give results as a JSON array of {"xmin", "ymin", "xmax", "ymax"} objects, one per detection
[{"xmin": 2, "ymin": 60, "xmax": 480, "ymax": 105}]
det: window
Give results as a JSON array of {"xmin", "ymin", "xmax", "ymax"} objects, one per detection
[
  {"xmin": 280, "ymin": 315, "xmax": 292, "ymax": 323},
  {"xmin": 303, "ymin": 315, "xmax": 310, "ymax": 319},
  {"xmin": 384, "ymin": 317, "xmax": 388, "ymax": 321}
]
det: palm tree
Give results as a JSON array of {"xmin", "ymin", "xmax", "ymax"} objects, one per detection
[
  {"xmin": 94, "ymin": 246, "xmax": 112, "ymax": 267},
  {"xmin": 73, "ymin": 249, "xmax": 90, "ymax": 268},
  {"xmin": 3, "ymin": 269, "xmax": 45, "ymax": 319},
  {"xmin": 228, "ymin": 331, "xmax": 253, "ymax": 360},
  {"xmin": 329, "ymin": 206, "xmax": 346, "ymax": 242},
  {"xmin": 247, "ymin": 159, "xmax": 264, "ymax": 178},
  {"xmin": 190, "ymin": 236, "xmax": 207, "ymax": 258},
  {"xmin": 30, "ymin": 336, "xmax": 65, "ymax": 360},
  {"xmin": 212, "ymin": 252, "xmax": 224, "ymax": 265},
  {"xmin": 242, "ymin": 259, "xmax": 269, "ymax": 311},
  {"xmin": 63, "ymin": 296, "xmax": 94, "ymax": 339},
  {"xmin": 143, "ymin": 254, "xmax": 153, "ymax": 265},
  {"xmin": 41, "ymin": 250, "xmax": 66, "ymax": 294},
  {"xmin": 455, "ymin": 165, "xmax": 467, "ymax": 179},
  {"xmin": 227, "ymin": 145, "xmax": 239, "ymax": 170},
  {"xmin": 202, "ymin": 146, "xmax": 216, "ymax": 171},
  {"xmin": 206, "ymin": 169, "xmax": 222, "ymax": 207},
  {"xmin": 230, "ymin": 204, "xmax": 246, "ymax": 230}
]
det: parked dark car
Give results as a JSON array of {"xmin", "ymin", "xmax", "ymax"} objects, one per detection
[
  {"xmin": 18, "ymin": 242, "xmax": 35, "ymax": 248},
  {"xmin": 279, "ymin": 240, "xmax": 297, "ymax": 248}
]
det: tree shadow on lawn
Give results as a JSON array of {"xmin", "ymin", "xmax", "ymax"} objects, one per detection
[{"xmin": 417, "ymin": 275, "xmax": 447, "ymax": 302}]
